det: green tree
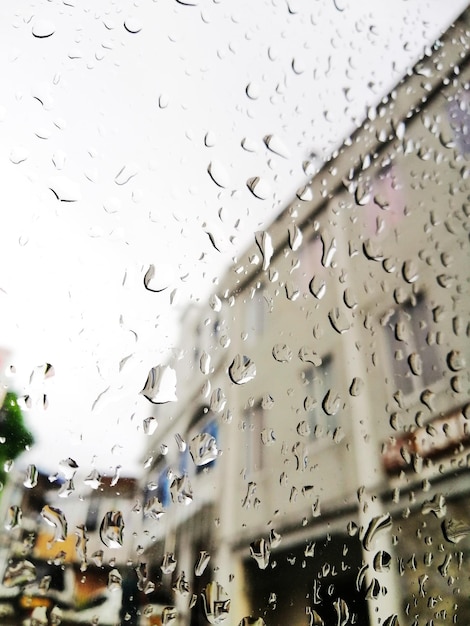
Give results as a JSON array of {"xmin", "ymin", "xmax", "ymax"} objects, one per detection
[{"xmin": 0, "ymin": 392, "xmax": 34, "ymax": 487}]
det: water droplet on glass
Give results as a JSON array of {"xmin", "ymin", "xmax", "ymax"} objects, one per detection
[
  {"xmin": 162, "ymin": 607, "xmax": 178, "ymax": 625},
  {"xmin": 144, "ymin": 496, "xmax": 165, "ymax": 520},
  {"xmin": 447, "ymin": 350, "xmax": 465, "ymax": 372},
  {"xmin": 158, "ymin": 93, "xmax": 170, "ymax": 109},
  {"xmin": 32, "ymin": 20, "xmax": 55, "ymax": 38},
  {"xmin": 247, "ymin": 177, "xmax": 271, "ymax": 200},
  {"xmin": 209, "ymin": 294, "xmax": 222, "ymax": 312},
  {"xmin": 250, "ymin": 538, "xmax": 270, "ymax": 569},
  {"xmin": 189, "ymin": 433, "xmax": 219, "ymax": 466},
  {"xmin": 141, "ymin": 365, "xmax": 177, "ymax": 404},
  {"xmin": 91, "ymin": 550, "xmax": 103, "ymax": 567},
  {"xmin": 210, "ymin": 388, "xmax": 226, "ymax": 413},
  {"xmin": 373, "ymin": 550, "xmax": 391, "ymax": 572},
  {"xmin": 333, "ymin": 598, "xmax": 349, "ymax": 626},
  {"xmin": 272, "ymin": 344, "xmax": 292, "ymax": 363},
  {"xmin": 41, "ymin": 505, "xmax": 68, "ymax": 542},
  {"xmin": 288, "ymin": 224, "xmax": 302, "ymax": 251},
  {"xmin": 402, "ymin": 260, "xmax": 419, "ymax": 283},
  {"xmin": 200, "ymin": 351, "xmax": 211, "ymax": 375},
  {"xmin": 228, "ymin": 354, "xmax": 256, "ymax": 384},
  {"xmin": 441, "ymin": 518, "xmax": 470, "ymax": 544},
  {"xmin": 241, "ymin": 137, "xmax": 259, "ymax": 153},
  {"xmin": 254, "ymin": 231, "xmax": 273, "ymax": 270},
  {"xmin": 321, "ymin": 234, "xmax": 337, "ymax": 268},
  {"xmin": 3, "ymin": 560, "xmax": 36, "ymax": 587},
  {"xmin": 143, "ymin": 264, "xmax": 174, "ymax": 292},
  {"xmin": 205, "ymin": 131, "xmax": 217, "ymax": 147},
  {"xmin": 170, "ymin": 473, "xmax": 193, "ymax": 505},
  {"xmin": 173, "ymin": 571, "xmax": 190, "ymax": 596},
  {"xmin": 5, "ymin": 505, "xmax": 22, "ymax": 530},
  {"xmin": 24, "ymin": 464, "xmax": 38, "ymax": 489},
  {"xmin": 238, "ymin": 618, "xmax": 266, "ymax": 626},
  {"xmin": 309, "ymin": 275, "xmax": 326, "ymax": 300},
  {"xmin": 208, "ymin": 160, "xmax": 230, "ymax": 188},
  {"xmin": 161, "ymin": 553, "xmax": 177, "ymax": 575},
  {"xmin": 362, "ymin": 513, "xmax": 392, "ymax": 551},
  {"xmin": 115, "ymin": 163, "xmax": 139, "ymax": 185},
  {"xmin": 124, "ymin": 18, "xmax": 142, "ymax": 33},
  {"xmin": 143, "ymin": 416, "xmax": 158, "ymax": 436},
  {"xmin": 328, "ymin": 308, "xmax": 351, "ymax": 334},
  {"xmin": 246, "ymin": 82, "xmax": 260, "ymax": 100},
  {"xmin": 9, "ymin": 146, "xmax": 29, "ymax": 164},
  {"xmin": 201, "ymin": 581, "xmax": 231, "ymax": 624},
  {"xmin": 108, "ymin": 568, "xmax": 122, "ymax": 591},
  {"xmin": 84, "ymin": 470, "xmax": 101, "ymax": 490},
  {"xmin": 349, "ymin": 377, "xmax": 363, "ymax": 397},
  {"xmin": 408, "ymin": 352, "xmax": 422, "ymax": 376},
  {"xmin": 298, "ymin": 347, "xmax": 322, "ymax": 366},
  {"xmin": 49, "ymin": 176, "xmax": 81, "ymax": 202},
  {"xmin": 99, "ymin": 511, "xmax": 125, "ymax": 548},
  {"xmin": 264, "ymin": 135, "xmax": 291, "ymax": 159},
  {"xmin": 195, "ymin": 551, "xmax": 211, "ymax": 576},
  {"xmin": 422, "ymin": 494, "xmax": 446, "ymax": 518}
]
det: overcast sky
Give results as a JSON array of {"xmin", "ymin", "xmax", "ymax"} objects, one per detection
[{"xmin": 0, "ymin": 0, "xmax": 467, "ymax": 479}]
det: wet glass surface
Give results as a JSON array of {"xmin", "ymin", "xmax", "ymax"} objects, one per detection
[{"xmin": 0, "ymin": 2, "xmax": 469, "ymax": 625}]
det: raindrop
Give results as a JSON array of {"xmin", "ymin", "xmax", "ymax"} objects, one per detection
[
  {"xmin": 321, "ymin": 234, "xmax": 336, "ymax": 268},
  {"xmin": 210, "ymin": 388, "xmax": 226, "ymax": 413},
  {"xmin": 195, "ymin": 551, "xmax": 211, "ymax": 576},
  {"xmin": 124, "ymin": 18, "xmax": 142, "ymax": 33},
  {"xmin": 209, "ymin": 294, "xmax": 222, "ymax": 312},
  {"xmin": 5, "ymin": 505, "xmax": 22, "ymax": 530},
  {"xmin": 228, "ymin": 354, "xmax": 256, "ymax": 384},
  {"xmin": 349, "ymin": 377, "xmax": 363, "ymax": 396},
  {"xmin": 108, "ymin": 568, "xmax": 122, "ymax": 591},
  {"xmin": 441, "ymin": 518, "xmax": 470, "ymax": 544},
  {"xmin": 362, "ymin": 514, "xmax": 392, "ymax": 551},
  {"xmin": 382, "ymin": 616, "xmax": 399, "ymax": 626},
  {"xmin": 189, "ymin": 433, "xmax": 219, "ymax": 466},
  {"xmin": 32, "ymin": 20, "xmax": 55, "ymax": 38},
  {"xmin": 49, "ymin": 176, "xmax": 81, "ymax": 202},
  {"xmin": 208, "ymin": 160, "xmax": 230, "ymax": 188},
  {"xmin": 247, "ymin": 177, "xmax": 271, "ymax": 200},
  {"xmin": 99, "ymin": 511, "xmax": 125, "ymax": 548},
  {"xmin": 143, "ymin": 265, "xmax": 174, "ymax": 292},
  {"xmin": 9, "ymin": 146, "xmax": 29, "ymax": 164},
  {"xmin": 162, "ymin": 607, "xmax": 178, "ymax": 625},
  {"xmin": 447, "ymin": 350, "xmax": 465, "ymax": 372},
  {"xmin": 161, "ymin": 553, "xmax": 177, "ymax": 574},
  {"xmin": 373, "ymin": 551, "xmax": 391, "ymax": 572},
  {"xmin": 408, "ymin": 353, "xmax": 422, "ymax": 376},
  {"xmin": 143, "ymin": 416, "xmax": 158, "ymax": 436},
  {"xmin": 292, "ymin": 57, "xmax": 306, "ymax": 75},
  {"xmin": 205, "ymin": 131, "xmax": 217, "ymax": 147},
  {"xmin": 322, "ymin": 389, "xmax": 341, "ymax": 416},
  {"xmin": 170, "ymin": 473, "xmax": 193, "ymax": 505},
  {"xmin": 141, "ymin": 365, "xmax": 177, "ymax": 404},
  {"xmin": 91, "ymin": 551, "xmax": 103, "ymax": 567},
  {"xmin": 200, "ymin": 352, "xmax": 211, "ymax": 375},
  {"xmin": 333, "ymin": 599, "xmax": 349, "ymax": 626},
  {"xmin": 241, "ymin": 137, "xmax": 259, "ymax": 152},
  {"xmin": 309, "ymin": 276, "xmax": 326, "ymax": 300},
  {"xmin": 264, "ymin": 135, "xmax": 291, "ymax": 158},
  {"xmin": 3, "ymin": 560, "xmax": 36, "ymax": 587},
  {"xmin": 296, "ymin": 185, "xmax": 313, "ymax": 201},
  {"xmin": 115, "ymin": 163, "xmax": 139, "ymax": 185},
  {"xmin": 402, "ymin": 260, "xmax": 419, "ymax": 283},
  {"xmin": 201, "ymin": 581, "xmax": 231, "ymax": 624},
  {"xmin": 41, "ymin": 505, "xmax": 68, "ymax": 542},
  {"xmin": 159, "ymin": 93, "xmax": 170, "ymax": 109},
  {"xmin": 288, "ymin": 224, "xmax": 302, "ymax": 251},
  {"xmin": 246, "ymin": 82, "xmax": 260, "ymax": 100},
  {"xmin": 328, "ymin": 308, "xmax": 351, "ymax": 334},
  {"xmin": 422, "ymin": 494, "xmax": 446, "ymax": 518},
  {"xmin": 298, "ymin": 347, "xmax": 322, "ymax": 366},
  {"xmin": 173, "ymin": 571, "xmax": 190, "ymax": 596},
  {"xmin": 23, "ymin": 464, "xmax": 38, "ymax": 489},
  {"xmin": 272, "ymin": 344, "xmax": 292, "ymax": 363},
  {"xmin": 59, "ymin": 458, "xmax": 78, "ymax": 479},
  {"xmin": 84, "ymin": 470, "xmax": 102, "ymax": 490},
  {"xmin": 255, "ymin": 231, "xmax": 273, "ymax": 270},
  {"xmin": 250, "ymin": 538, "xmax": 270, "ymax": 569}
]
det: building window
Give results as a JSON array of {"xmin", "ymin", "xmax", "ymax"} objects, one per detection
[{"xmin": 382, "ymin": 294, "xmax": 442, "ymax": 397}]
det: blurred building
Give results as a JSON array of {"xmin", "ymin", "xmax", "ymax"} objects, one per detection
[{"xmin": 137, "ymin": 9, "xmax": 470, "ymax": 626}]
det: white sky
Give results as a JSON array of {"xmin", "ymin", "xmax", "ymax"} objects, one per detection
[{"xmin": 0, "ymin": 0, "xmax": 467, "ymax": 478}]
